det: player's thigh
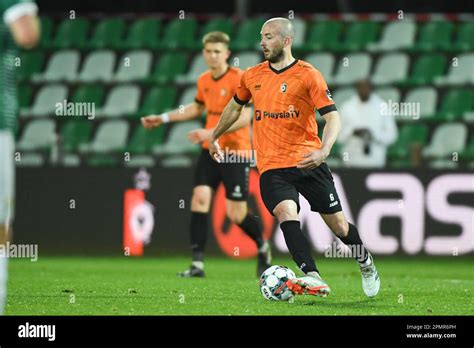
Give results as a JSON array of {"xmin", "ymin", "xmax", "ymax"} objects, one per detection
[
  {"xmin": 259, "ymin": 169, "xmax": 300, "ymax": 220},
  {"xmin": 193, "ymin": 149, "xmax": 220, "ymax": 194},
  {"xmin": 225, "ymin": 199, "xmax": 248, "ymax": 224},
  {"xmin": 0, "ymin": 130, "xmax": 15, "ymax": 227},
  {"xmin": 220, "ymin": 161, "xmax": 249, "ymax": 202},
  {"xmin": 295, "ymin": 163, "xmax": 342, "ymax": 215}
]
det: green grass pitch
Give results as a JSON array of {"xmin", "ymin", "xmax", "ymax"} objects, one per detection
[{"xmin": 6, "ymin": 256, "xmax": 473, "ymax": 315}]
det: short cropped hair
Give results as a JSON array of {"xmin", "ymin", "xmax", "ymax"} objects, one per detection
[{"xmin": 202, "ymin": 31, "xmax": 230, "ymax": 46}]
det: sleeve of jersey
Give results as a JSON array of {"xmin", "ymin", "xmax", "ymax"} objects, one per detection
[
  {"xmin": 307, "ymin": 69, "xmax": 337, "ymax": 117},
  {"xmin": 194, "ymin": 78, "xmax": 205, "ymax": 105},
  {"xmin": 3, "ymin": 0, "xmax": 38, "ymax": 25},
  {"xmin": 233, "ymin": 71, "xmax": 251, "ymax": 105}
]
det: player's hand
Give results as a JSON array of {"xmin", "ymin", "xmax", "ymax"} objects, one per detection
[
  {"xmin": 187, "ymin": 128, "xmax": 212, "ymax": 144},
  {"xmin": 141, "ymin": 115, "xmax": 164, "ymax": 129},
  {"xmin": 297, "ymin": 149, "xmax": 329, "ymax": 170},
  {"xmin": 209, "ymin": 139, "xmax": 224, "ymax": 163}
]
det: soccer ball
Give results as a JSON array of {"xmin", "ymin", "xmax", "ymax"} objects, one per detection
[{"xmin": 259, "ymin": 265, "xmax": 296, "ymax": 301}]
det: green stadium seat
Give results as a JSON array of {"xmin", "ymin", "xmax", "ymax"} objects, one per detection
[
  {"xmin": 32, "ymin": 50, "xmax": 80, "ymax": 82},
  {"xmin": 459, "ymin": 135, "xmax": 474, "ymax": 162},
  {"xmin": 152, "ymin": 121, "xmax": 201, "ymax": 155},
  {"xmin": 332, "ymin": 21, "xmax": 380, "ymax": 52},
  {"xmin": 125, "ymin": 124, "xmax": 166, "ymax": 154},
  {"xmin": 18, "ymin": 85, "xmax": 32, "ymax": 108},
  {"xmin": 159, "ymin": 18, "xmax": 197, "ymax": 49},
  {"xmin": 87, "ymin": 18, "xmax": 126, "ymax": 49},
  {"xmin": 446, "ymin": 22, "xmax": 474, "ymax": 52},
  {"xmin": 401, "ymin": 54, "xmax": 446, "ymax": 86},
  {"xmin": 71, "ymin": 85, "xmax": 105, "ymax": 107},
  {"xmin": 121, "ymin": 19, "xmax": 161, "ymax": 50},
  {"xmin": 79, "ymin": 120, "xmax": 129, "ymax": 154},
  {"xmin": 77, "ymin": 50, "xmax": 116, "ymax": 82},
  {"xmin": 97, "ymin": 85, "xmax": 141, "ymax": 118},
  {"xmin": 387, "ymin": 124, "xmax": 428, "ymax": 160},
  {"xmin": 302, "ymin": 21, "xmax": 343, "ymax": 51},
  {"xmin": 61, "ymin": 121, "xmax": 93, "ymax": 152},
  {"xmin": 20, "ymin": 84, "xmax": 68, "ymax": 118},
  {"xmin": 423, "ymin": 123, "xmax": 467, "ymax": 159},
  {"xmin": 146, "ymin": 53, "xmax": 188, "ymax": 84},
  {"xmin": 410, "ymin": 21, "xmax": 454, "ymax": 52},
  {"xmin": 53, "ymin": 18, "xmax": 90, "ymax": 49},
  {"xmin": 38, "ymin": 17, "xmax": 53, "ymax": 48},
  {"xmin": 199, "ymin": 18, "xmax": 233, "ymax": 40},
  {"xmin": 17, "ymin": 51, "xmax": 44, "ymax": 82},
  {"xmin": 230, "ymin": 18, "xmax": 265, "ymax": 50},
  {"xmin": 429, "ymin": 89, "xmax": 474, "ymax": 122},
  {"xmin": 137, "ymin": 87, "xmax": 177, "ymax": 118},
  {"xmin": 17, "ymin": 119, "xmax": 56, "ymax": 151},
  {"xmin": 368, "ymin": 20, "xmax": 416, "ymax": 51},
  {"xmin": 86, "ymin": 155, "xmax": 119, "ymax": 167},
  {"xmin": 435, "ymin": 53, "xmax": 474, "ymax": 85}
]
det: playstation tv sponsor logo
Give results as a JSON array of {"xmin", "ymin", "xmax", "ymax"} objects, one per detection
[{"xmin": 255, "ymin": 109, "xmax": 300, "ymax": 121}]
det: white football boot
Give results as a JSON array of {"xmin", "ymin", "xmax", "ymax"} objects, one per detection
[{"xmin": 360, "ymin": 254, "xmax": 380, "ymax": 298}]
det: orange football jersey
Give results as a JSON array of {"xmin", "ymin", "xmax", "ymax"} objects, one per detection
[
  {"xmin": 195, "ymin": 66, "xmax": 251, "ymax": 151},
  {"xmin": 234, "ymin": 59, "xmax": 336, "ymax": 173}
]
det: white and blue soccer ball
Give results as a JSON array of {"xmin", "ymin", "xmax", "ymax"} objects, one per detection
[{"xmin": 259, "ymin": 265, "xmax": 296, "ymax": 301}]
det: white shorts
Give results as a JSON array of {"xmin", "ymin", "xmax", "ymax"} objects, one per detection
[{"xmin": 0, "ymin": 131, "xmax": 15, "ymax": 225}]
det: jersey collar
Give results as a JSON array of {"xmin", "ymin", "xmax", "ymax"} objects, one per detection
[
  {"xmin": 211, "ymin": 66, "xmax": 231, "ymax": 81},
  {"xmin": 268, "ymin": 59, "xmax": 298, "ymax": 74}
]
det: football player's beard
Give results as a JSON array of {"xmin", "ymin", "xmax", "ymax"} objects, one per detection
[{"xmin": 267, "ymin": 46, "xmax": 284, "ymax": 63}]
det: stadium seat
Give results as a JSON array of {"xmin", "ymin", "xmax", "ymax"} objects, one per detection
[
  {"xmin": 179, "ymin": 86, "xmax": 198, "ymax": 106},
  {"xmin": 374, "ymin": 87, "xmax": 401, "ymax": 103},
  {"xmin": 332, "ymin": 53, "xmax": 372, "ymax": 85},
  {"xmin": 77, "ymin": 50, "xmax": 116, "ymax": 82},
  {"xmin": 230, "ymin": 51, "xmax": 260, "ymax": 70},
  {"xmin": 18, "ymin": 85, "xmax": 33, "ymax": 108},
  {"xmin": 80, "ymin": 120, "xmax": 129, "ymax": 154},
  {"xmin": 459, "ymin": 135, "xmax": 474, "ymax": 162},
  {"xmin": 152, "ymin": 121, "xmax": 201, "ymax": 155},
  {"xmin": 125, "ymin": 124, "xmax": 166, "ymax": 154},
  {"xmin": 446, "ymin": 21, "xmax": 474, "ymax": 52},
  {"xmin": 71, "ymin": 85, "xmax": 105, "ymax": 107},
  {"xmin": 114, "ymin": 50, "xmax": 152, "ymax": 82},
  {"xmin": 231, "ymin": 18, "xmax": 265, "ymax": 50},
  {"xmin": 120, "ymin": 19, "xmax": 161, "ymax": 50},
  {"xmin": 333, "ymin": 87, "xmax": 355, "ymax": 106},
  {"xmin": 291, "ymin": 18, "xmax": 307, "ymax": 50},
  {"xmin": 401, "ymin": 54, "xmax": 446, "ymax": 86},
  {"xmin": 196, "ymin": 18, "xmax": 234, "ymax": 49},
  {"xmin": 303, "ymin": 21, "xmax": 343, "ymax": 51},
  {"xmin": 304, "ymin": 53, "xmax": 335, "ymax": 83},
  {"xmin": 137, "ymin": 87, "xmax": 177, "ymax": 117},
  {"xmin": 422, "ymin": 123, "xmax": 467, "ymax": 159},
  {"xmin": 411, "ymin": 21, "xmax": 454, "ymax": 52},
  {"xmin": 17, "ymin": 51, "xmax": 44, "ymax": 82},
  {"xmin": 53, "ymin": 18, "xmax": 90, "ymax": 49},
  {"xmin": 387, "ymin": 124, "xmax": 428, "ymax": 160},
  {"xmin": 32, "ymin": 50, "xmax": 80, "ymax": 82},
  {"xmin": 87, "ymin": 18, "xmax": 126, "ymax": 49},
  {"xmin": 175, "ymin": 53, "xmax": 207, "ymax": 84},
  {"xmin": 368, "ymin": 20, "xmax": 416, "ymax": 51},
  {"xmin": 20, "ymin": 84, "xmax": 68, "ymax": 118},
  {"xmin": 434, "ymin": 53, "xmax": 474, "ymax": 85},
  {"xmin": 97, "ymin": 85, "xmax": 141, "ymax": 118},
  {"xmin": 159, "ymin": 18, "xmax": 197, "ymax": 49},
  {"xmin": 38, "ymin": 17, "xmax": 53, "ymax": 49},
  {"xmin": 146, "ymin": 53, "xmax": 188, "ymax": 84},
  {"xmin": 371, "ymin": 53, "xmax": 409, "ymax": 85},
  {"xmin": 17, "ymin": 119, "xmax": 56, "ymax": 151},
  {"xmin": 429, "ymin": 89, "xmax": 474, "ymax": 122},
  {"xmin": 401, "ymin": 87, "xmax": 438, "ymax": 122},
  {"xmin": 60, "ymin": 121, "xmax": 93, "ymax": 152},
  {"xmin": 332, "ymin": 21, "xmax": 380, "ymax": 52}
]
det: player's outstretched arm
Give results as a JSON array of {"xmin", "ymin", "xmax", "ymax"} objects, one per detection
[
  {"xmin": 297, "ymin": 111, "xmax": 341, "ymax": 169},
  {"xmin": 223, "ymin": 104, "xmax": 252, "ymax": 133},
  {"xmin": 141, "ymin": 102, "xmax": 205, "ymax": 129},
  {"xmin": 209, "ymin": 98, "xmax": 243, "ymax": 161}
]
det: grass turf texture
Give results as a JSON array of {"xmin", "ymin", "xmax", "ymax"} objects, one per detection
[{"xmin": 6, "ymin": 256, "xmax": 473, "ymax": 315}]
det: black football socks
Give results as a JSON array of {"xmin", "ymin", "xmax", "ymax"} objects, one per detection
[
  {"xmin": 280, "ymin": 220, "xmax": 318, "ymax": 274},
  {"xmin": 338, "ymin": 223, "xmax": 370, "ymax": 264},
  {"xmin": 190, "ymin": 211, "xmax": 209, "ymax": 267},
  {"xmin": 237, "ymin": 213, "xmax": 264, "ymax": 249}
]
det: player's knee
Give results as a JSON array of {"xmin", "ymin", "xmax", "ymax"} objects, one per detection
[
  {"xmin": 191, "ymin": 192, "xmax": 211, "ymax": 211},
  {"xmin": 227, "ymin": 206, "xmax": 246, "ymax": 224},
  {"xmin": 273, "ymin": 201, "xmax": 299, "ymax": 223},
  {"xmin": 331, "ymin": 220, "xmax": 349, "ymax": 238}
]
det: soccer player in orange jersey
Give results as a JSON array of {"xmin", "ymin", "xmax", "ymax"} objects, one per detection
[
  {"xmin": 141, "ymin": 31, "xmax": 271, "ymax": 278},
  {"xmin": 209, "ymin": 18, "xmax": 380, "ymax": 298}
]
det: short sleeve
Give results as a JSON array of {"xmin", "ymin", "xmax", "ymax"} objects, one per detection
[
  {"xmin": 233, "ymin": 70, "xmax": 251, "ymax": 105},
  {"xmin": 194, "ymin": 78, "xmax": 204, "ymax": 105},
  {"xmin": 306, "ymin": 68, "xmax": 337, "ymax": 116}
]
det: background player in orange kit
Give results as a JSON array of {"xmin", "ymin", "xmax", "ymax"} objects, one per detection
[
  {"xmin": 209, "ymin": 18, "xmax": 380, "ymax": 298},
  {"xmin": 142, "ymin": 31, "xmax": 271, "ymax": 278}
]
